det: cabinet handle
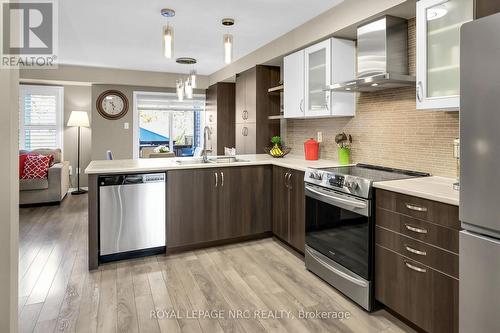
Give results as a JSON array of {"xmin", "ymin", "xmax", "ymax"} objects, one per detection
[
  {"xmin": 416, "ymin": 81, "xmax": 423, "ymax": 103},
  {"xmin": 405, "ymin": 224, "xmax": 428, "ymax": 234},
  {"xmin": 284, "ymin": 172, "xmax": 290, "ymax": 189},
  {"xmin": 325, "ymin": 94, "xmax": 330, "ymax": 111},
  {"xmin": 404, "ymin": 261, "xmax": 427, "ymax": 273},
  {"xmin": 405, "ymin": 245, "xmax": 427, "ymax": 256},
  {"xmin": 241, "ymin": 127, "xmax": 248, "ymax": 136},
  {"xmin": 405, "ymin": 203, "xmax": 428, "ymax": 212},
  {"xmin": 214, "ymin": 172, "xmax": 218, "ymax": 187},
  {"xmin": 287, "ymin": 173, "xmax": 293, "ymax": 190},
  {"xmin": 242, "ymin": 110, "xmax": 248, "ymax": 120},
  {"xmin": 299, "ymin": 99, "xmax": 304, "ymax": 113},
  {"xmin": 220, "ymin": 171, "xmax": 224, "ymax": 187}
]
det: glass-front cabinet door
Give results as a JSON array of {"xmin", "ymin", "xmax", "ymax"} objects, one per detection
[
  {"xmin": 304, "ymin": 39, "xmax": 331, "ymax": 117},
  {"xmin": 416, "ymin": 0, "xmax": 473, "ymax": 110}
]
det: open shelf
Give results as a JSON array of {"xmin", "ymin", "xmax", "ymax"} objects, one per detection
[
  {"xmin": 268, "ymin": 114, "xmax": 284, "ymax": 120},
  {"xmin": 268, "ymin": 85, "xmax": 284, "ymax": 93}
]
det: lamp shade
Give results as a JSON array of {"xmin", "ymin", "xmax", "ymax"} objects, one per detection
[{"xmin": 67, "ymin": 111, "xmax": 90, "ymax": 127}]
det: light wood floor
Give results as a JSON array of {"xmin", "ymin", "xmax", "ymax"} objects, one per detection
[{"xmin": 19, "ymin": 194, "xmax": 416, "ymax": 333}]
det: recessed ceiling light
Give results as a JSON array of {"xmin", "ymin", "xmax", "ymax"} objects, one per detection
[
  {"xmin": 222, "ymin": 18, "xmax": 235, "ymax": 26},
  {"xmin": 161, "ymin": 8, "xmax": 176, "ymax": 17},
  {"xmin": 427, "ymin": 6, "xmax": 447, "ymax": 21},
  {"xmin": 176, "ymin": 57, "xmax": 197, "ymax": 65}
]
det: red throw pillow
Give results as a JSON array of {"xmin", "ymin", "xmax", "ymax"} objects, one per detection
[
  {"xmin": 22, "ymin": 154, "xmax": 51, "ymax": 179},
  {"xmin": 19, "ymin": 154, "xmax": 28, "ymax": 178}
]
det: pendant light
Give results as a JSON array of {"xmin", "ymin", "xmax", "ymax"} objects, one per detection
[
  {"xmin": 185, "ymin": 77, "xmax": 193, "ymax": 99},
  {"xmin": 222, "ymin": 18, "xmax": 234, "ymax": 64},
  {"xmin": 190, "ymin": 70, "xmax": 197, "ymax": 89},
  {"xmin": 176, "ymin": 79, "xmax": 184, "ymax": 101},
  {"xmin": 161, "ymin": 8, "xmax": 175, "ymax": 59},
  {"xmin": 223, "ymin": 34, "xmax": 233, "ymax": 64}
]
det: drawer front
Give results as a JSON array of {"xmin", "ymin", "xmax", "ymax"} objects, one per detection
[
  {"xmin": 376, "ymin": 208, "xmax": 459, "ymax": 253},
  {"xmin": 376, "ymin": 226, "xmax": 458, "ymax": 278},
  {"xmin": 375, "ymin": 245, "xmax": 458, "ymax": 333},
  {"xmin": 376, "ymin": 189, "xmax": 460, "ymax": 230}
]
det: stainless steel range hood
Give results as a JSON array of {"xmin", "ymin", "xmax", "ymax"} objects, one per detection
[{"xmin": 327, "ymin": 16, "xmax": 415, "ymax": 92}]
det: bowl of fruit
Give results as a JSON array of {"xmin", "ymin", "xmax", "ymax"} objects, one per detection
[{"xmin": 265, "ymin": 136, "xmax": 291, "ymax": 158}]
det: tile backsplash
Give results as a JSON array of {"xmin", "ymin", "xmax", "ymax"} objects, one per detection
[
  {"xmin": 286, "ymin": 87, "xmax": 459, "ymax": 177},
  {"xmin": 286, "ymin": 18, "xmax": 460, "ymax": 178}
]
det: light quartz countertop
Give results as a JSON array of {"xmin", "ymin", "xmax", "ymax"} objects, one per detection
[
  {"xmin": 373, "ymin": 176, "xmax": 459, "ymax": 206},
  {"xmin": 85, "ymin": 154, "xmax": 345, "ymax": 175}
]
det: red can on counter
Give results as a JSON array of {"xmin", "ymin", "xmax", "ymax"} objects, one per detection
[{"xmin": 304, "ymin": 138, "xmax": 319, "ymax": 160}]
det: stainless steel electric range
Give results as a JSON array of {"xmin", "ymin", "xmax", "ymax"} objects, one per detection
[{"xmin": 303, "ymin": 164, "xmax": 429, "ymax": 311}]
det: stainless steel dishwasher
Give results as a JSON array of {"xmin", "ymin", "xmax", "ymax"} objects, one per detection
[{"xmin": 99, "ymin": 173, "xmax": 166, "ymax": 262}]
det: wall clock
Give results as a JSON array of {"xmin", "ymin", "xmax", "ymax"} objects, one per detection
[{"xmin": 96, "ymin": 90, "xmax": 129, "ymax": 120}]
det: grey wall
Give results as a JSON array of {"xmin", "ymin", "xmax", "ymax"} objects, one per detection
[
  {"xmin": 0, "ymin": 68, "xmax": 19, "ymax": 333},
  {"xmin": 91, "ymin": 84, "xmax": 180, "ymax": 161},
  {"xmin": 63, "ymin": 85, "xmax": 92, "ymax": 187}
]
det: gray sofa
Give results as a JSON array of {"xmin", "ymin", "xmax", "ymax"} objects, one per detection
[{"xmin": 19, "ymin": 148, "xmax": 70, "ymax": 205}]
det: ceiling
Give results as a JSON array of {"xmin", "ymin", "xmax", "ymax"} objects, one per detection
[{"xmin": 58, "ymin": 0, "xmax": 344, "ymax": 75}]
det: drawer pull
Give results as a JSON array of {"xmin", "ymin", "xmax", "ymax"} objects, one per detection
[
  {"xmin": 404, "ymin": 261, "xmax": 427, "ymax": 273},
  {"xmin": 405, "ymin": 203, "xmax": 428, "ymax": 212},
  {"xmin": 405, "ymin": 224, "xmax": 428, "ymax": 234},
  {"xmin": 405, "ymin": 245, "xmax": 427, "ymax": 256}
]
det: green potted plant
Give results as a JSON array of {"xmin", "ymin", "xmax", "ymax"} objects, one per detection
[{"xmin": 335, "ymin": 132, "xmax": 352, "ymax": 165}]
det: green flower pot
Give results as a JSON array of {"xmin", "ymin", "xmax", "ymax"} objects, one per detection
[{"xmin": 338, "ymin": 148, "xmax": 351, "ymax": 165}]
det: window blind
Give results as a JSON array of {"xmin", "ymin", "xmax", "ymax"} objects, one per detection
[
  {"xmin": 19, "ymin": 85, "xmax": 64, "ymax": 150},
  {"xmin": 136, "ymin": 92, "xmax": 205, "ymax": 112}
]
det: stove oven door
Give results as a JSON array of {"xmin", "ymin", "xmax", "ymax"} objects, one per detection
[{"xmin": 304, "ymin": 184, "xmax": 373, "ymax": 310}]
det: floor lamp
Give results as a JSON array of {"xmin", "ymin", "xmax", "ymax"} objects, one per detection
[{"xmin": 67, "ymin": 111, "xmax": 90, "ymax": 195}]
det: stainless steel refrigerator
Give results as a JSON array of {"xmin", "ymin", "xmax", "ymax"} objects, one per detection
[{"xmin": 460, "ymin": 13, "xmax": 500, "ymax": 333}]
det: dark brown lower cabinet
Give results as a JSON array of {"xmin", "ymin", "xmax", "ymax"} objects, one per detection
[
  {"xmin": 227, "ymin": 166, "xmax": 272, "ymax": 238},
  {"xmin": 167, "ymin": 168, "xmax": 220, "ymax": 247},
  {"xmin": 272, "ymin": 166, "xmax": 305, "ymax": 253},
  {"xmin": 375, "ymin": 189, "xmax": 460, "ymax": 333},
  {"xmin": 375, "ymin": 245, "xmax": 459, "ymax": 333},
  {"xmin": 167, "ymin": 166, "xmax": 271, "ymax": 249}
]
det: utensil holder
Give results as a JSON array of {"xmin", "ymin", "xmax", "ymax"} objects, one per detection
[{"xmin": 338, "ymin": 148, "xmax": 351, "ymax": 165}]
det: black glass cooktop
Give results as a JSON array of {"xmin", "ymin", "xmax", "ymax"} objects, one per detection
[{"xmin": 320, "ymin": 164, "xmax": 430, "ymax": 183}]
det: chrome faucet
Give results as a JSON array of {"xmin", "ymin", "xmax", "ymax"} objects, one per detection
[{"xmin": 202, "ymin": 126, "xmax": 212, "ymax": 162}]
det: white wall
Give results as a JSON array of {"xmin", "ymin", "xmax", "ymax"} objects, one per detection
[
  {"xmin": 209, "ymin": 0, "xmax": 407, "ymax": 83},
  {"xmin": 0, "ymin": 68, "xmax": 19, "ymax": 333}
]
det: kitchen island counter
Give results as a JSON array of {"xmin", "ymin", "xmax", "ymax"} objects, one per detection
[{"xmin": 85, "ymin": 154, "xmax": 344, "ymax": 175}]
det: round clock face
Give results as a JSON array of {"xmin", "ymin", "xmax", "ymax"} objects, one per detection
[
  {"xmin": 96, "ymin": 90, "xmax": 128, "ymax": 120},
  {"xmin": 102, "ymin": 95, "xmax": 124, "ymax": 116}
]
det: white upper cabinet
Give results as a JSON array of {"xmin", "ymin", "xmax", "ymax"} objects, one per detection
[
  {"xmin": 330, "ymin": 38, "xmax": 356, "ymax": 117},
  {"xmin": 304, "ymin": 39, "xmax": 332, "ymax": 117},
  {"xmin": 416, "ymin": 0, "xmax": 473, "ymax": 110},
  {"xmin": 284, "ymin": 50, "xmax": 305, "ymax": 118},
  {"xmin": 284, "ymin": 38, "xmax": 355, "ymax": 118}
]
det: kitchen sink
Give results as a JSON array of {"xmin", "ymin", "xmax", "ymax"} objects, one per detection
[
  {"xmin": 175, "ymin": 158, "xmax": 209, "ymax": 165},
  {"xmin": 208, "ymin": 157, "xmax": 250, "ymax": 163},
  {"xmin": 175, "ymin": 157, "xmax": 250, "ymax": 165}
]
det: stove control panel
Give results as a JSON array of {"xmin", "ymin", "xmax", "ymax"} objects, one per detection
[
  {"xmin": 304, "ymin": 168, "xmax": 372, "ymax": 199},
  {"xmin": 309, "ymin": 171, "xmax": 323, "ymax": 181},
  {"xmin": 328, "ymin": 175, "xmax": 345, "ymax": 188}
]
